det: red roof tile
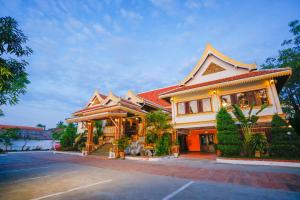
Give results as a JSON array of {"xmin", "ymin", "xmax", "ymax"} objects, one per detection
[
  {"xmin": 161, "ymin": 68, "xmax": 291, "ymax": 96},
  {"xmin": 137, "ymin": 85, "xmax": 179, "ymax": 108},
  {"xmin": 0, "ymin": 125, "xmax": 44, "ymax": 131}
]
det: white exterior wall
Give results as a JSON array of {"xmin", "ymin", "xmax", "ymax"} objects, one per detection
[{"xmin": 0, "ymin": 140, "xmax": 55, "ymax": 151}]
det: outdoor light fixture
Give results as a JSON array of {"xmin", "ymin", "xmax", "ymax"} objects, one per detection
[
  {"xmin": 288, "ymin": 125, "xmax": 292, "ymax": 128},
  {"xmin": 222, "ymin": 102, "xmax": 227, "ymax": 107},
  {"xmin": 212, "ymin": 90, "xmax": 217, "ymax": 94},
  {"xmin": 287, "ymin": 131, "xmax": 292, "ymax": 135},
  {"xmin": 270, "ymin": 79, "xmax": 274, "ymax": 84}
]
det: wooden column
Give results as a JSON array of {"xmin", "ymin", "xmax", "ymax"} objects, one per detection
[
  {"xmin": 141, "ymin": 117, "xmax": 146, "ymax": 136},
  {"xmin": 86, "ymin": 121, "xmax": 94, "ymax": 153}
]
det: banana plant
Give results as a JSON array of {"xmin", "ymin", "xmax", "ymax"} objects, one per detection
[{"xmin": 232, "ymin": 104, "xmax": 267, "ymax": 144}]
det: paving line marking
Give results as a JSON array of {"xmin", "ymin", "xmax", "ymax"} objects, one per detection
[
  {"xmin": 162, "ymin": 181, "xmax": 194, "ymax": 200},
  {"xmin": 31, "ymin": 179, "xmax": 112, "ymax": 200},
  {"xmin": 0, "ymin": 170, "xmax": 78, "ymax": 184}
]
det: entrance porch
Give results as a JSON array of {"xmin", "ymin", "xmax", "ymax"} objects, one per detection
[{"xmin": 66, "ymin": 107, "xmax": 146, "ymax": 154}]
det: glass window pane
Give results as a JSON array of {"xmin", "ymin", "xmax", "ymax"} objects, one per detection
[
  {"xmin": 258, "ymin": 89, "xmax": 268, "ymax": 105},
  {"xmin": 189, "ymin": 100, "xmax": 198, "ymax": 113},
  {"xmin": 202, "ymin": 98, "xmax": 212, "ymax": 112},
  {"xmin": 221, "ymin": 95, "xmax": 231, "ymax": 107},
  {"xmin": 237, "ymin": 93, "xmax": 249, "ymax": 107},
  {"xmin": 178, "ymin": 102, "xmax": 185, "ymax": 115}
]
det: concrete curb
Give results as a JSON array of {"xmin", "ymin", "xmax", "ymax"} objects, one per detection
[
  {"xmin": 53, "ymin": 151, "xmax": 84, "ymax": 156},
  {"xmin": 126, "ymin": 156, "xmax": 175, "ymax": 161},
  {"xmin": 216, "ymin": 158, "xmax": 300, "ymax": 168}
]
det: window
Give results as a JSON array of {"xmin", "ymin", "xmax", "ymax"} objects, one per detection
[
  {"xmin": 177, "ymin": 102, "xmax": 185, "ymax": 115},
  {"xmin": 221, "ymin": 89, "xmax": 269, "ymax": 108},
  {"xmin": 221, "ymin": 95, "xmax": 231, "ymax": 107},
  {"xmin": 189, "ymin": 100, "xmax": 198, "ymax": 113},
  {"xmin": 202, "ymin": 98, "xmax": 212, "ymax": 112},
  {"xmin": 177, "ymin": 98, "xmax": 212, "ymax": 115}
]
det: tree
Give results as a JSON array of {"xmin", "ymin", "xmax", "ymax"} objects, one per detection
[
  {"xmin": 56, "ymin": 121, "xmax": 65, "ymax": 129},
  {"xmin": 146, "ymin": 110, "xmax": 172, "ymax": 137},
  {"xmin": 52, "ymin": 121, "xmax": 66, "ymax": 140},
  {"xmin": 0, "ymin": 17, "xmax": 33, "ymax": 115},
  {"xmin": 262, "ymin": 20, "xmax": 300, "ymax": 134},
  {"xmin": 146, "ymin": 110, "xmax": 172, "ymax": 156},
  {"xmin": 60, "ymin": 123, "xmax": 77, "ymax": 150},
  {"xmin": 0, "ymin": 128, "xmax": 19, "ymax": 151},
  {"xmin": 216, "ymin": 107, "xmax": 242, "ymax": 156},
  {"xmin": 270, "ymin": 114, "xmax": 300, "ymax": 158},
  {"xmin": 36, "ymin": 124, "xmax": 46, "ymax": 130}
]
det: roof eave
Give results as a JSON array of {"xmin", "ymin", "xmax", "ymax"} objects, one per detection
[{"xmin": 160, "ymin": 69, "xmax": 292, "ymax": 98}]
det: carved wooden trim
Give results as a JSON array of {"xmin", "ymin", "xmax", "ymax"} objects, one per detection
[{"xmin": 202, "ymin": 63, "xmax": 225, "ymax": 76}]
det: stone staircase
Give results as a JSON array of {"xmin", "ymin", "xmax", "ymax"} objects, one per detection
[{"xmin": 91, "ymin": 143, "xmax": 113, "ymax": 157}]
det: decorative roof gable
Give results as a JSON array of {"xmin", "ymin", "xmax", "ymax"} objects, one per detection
[
  {"xmin": 86, "ymin": 90, "xmax": 106, "ymax": 108},
  {"xmin": 181, "ymin": 44, "xmax": 257, "ymax": 85},
  {"xmin": 202, "ymin": 63, "xmax": 226, "ymax": 76}
]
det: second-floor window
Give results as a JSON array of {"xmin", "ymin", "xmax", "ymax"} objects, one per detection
[
  {"xmin": 177, "ymin": 98, "xmax": 212, "ymax": 115},
  {"xmin": 221, "ymin": 89, "xmax": 269, "ymax": 108}
]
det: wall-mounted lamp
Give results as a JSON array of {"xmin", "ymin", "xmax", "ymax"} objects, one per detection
[
  {"xmin": 270, "ymin": 79, "xmax": 275, "ymax": 84},
  {"xmin": 212, "ymin": 90, "xmax": 217, "ymax": 95}
]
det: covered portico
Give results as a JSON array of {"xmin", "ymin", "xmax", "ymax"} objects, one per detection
[{"xmin": 66, "ymin": 102, "xmax": 147, "ymax": 153}]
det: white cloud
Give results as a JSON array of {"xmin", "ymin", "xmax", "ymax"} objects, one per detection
[
  {"xmin": 93, "ymin": 24, "xmax": 110, "ymax": 35},
  {"xmin": 120, "ymin": 8, "xmax": 143, "ymax": 21}
]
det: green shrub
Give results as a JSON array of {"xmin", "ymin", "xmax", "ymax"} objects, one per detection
[
  {"xmin": 216, "ymin": 107, "xmax": 242, "ymax": 156},
  {"xmin": 145, "ymin": 131, "xmax": 158, "ymax": 144},
  {"xmin": 155, "ymin": 133, "xmax": 171, "ymax": 156},
  {"xmin": 270, "ymin": 114, "xmax": 300, "ymax": 158}
]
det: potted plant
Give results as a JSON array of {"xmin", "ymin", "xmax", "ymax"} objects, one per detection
[
  {"xmin": 249, "ymin": 133, "xmax": 267, "ymax": 158},
  {"xmin": 113, "ymin": 140, "xmax": 119, "ymax": 158},
  {"xmin": 117, "ymin": 137, "xmax": 129, "ymax": 159},
  {"xmin": 171, "ymin": 139, "xmax": 180, "ymax": 158},
  {"xmin": 215, "ymin": 144, "xmax": 222, "ymax": 157},
  {"xmin": 81, "ymin": 146, "xmax": 88, "ymax": 156}
]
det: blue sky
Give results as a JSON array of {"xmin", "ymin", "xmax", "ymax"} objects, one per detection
[{"xmin": 0, "ymin": 0, "xmax": 299, "ymax": 129}]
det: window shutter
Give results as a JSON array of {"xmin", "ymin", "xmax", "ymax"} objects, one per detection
[
  {"xmin": 230, "ymin": 94, "xmax": 238, "ymax": 105},
  {"xmin": 185, "ymin": 102, "xmax": 190, "ymax": 114},
  {"xmin": 198, "ymin": 100, "xmax": 203, "ymax": 113}
]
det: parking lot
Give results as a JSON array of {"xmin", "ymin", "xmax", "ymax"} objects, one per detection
[{"xmin": 0, "ymin": 152, "xmax": 300, "ymax": 200}]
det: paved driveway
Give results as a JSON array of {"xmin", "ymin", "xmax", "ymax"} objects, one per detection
[{"xmin": 0, "ymin": 152, "xmax": 300, "ymax": 200}]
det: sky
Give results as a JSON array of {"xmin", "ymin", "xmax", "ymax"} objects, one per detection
[{"xmin": 0, "ymin": 0, "xmax": 299, "ymax": 129}]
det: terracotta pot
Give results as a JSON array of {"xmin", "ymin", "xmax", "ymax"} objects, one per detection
[
  {"xmin": 119, "ymin": 151, "xmax": 125, "ymax": 159},
  {"xmin": 114, "ymin": 149, "xmax": 119, "ymax": 158},
  {"xmin": 216, "ymin": 149, "xmax": 222, "ymax": 157},
  {"xmin": 172, "ymin": 145, "xmax": 179, "ymax": 154},
  {"xmin": 255, "ymin": 151, "xmax": 261, "ymax": 158}
]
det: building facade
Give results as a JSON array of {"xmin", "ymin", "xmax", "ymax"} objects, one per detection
[
  {"xmin": 67, "ymin": 44, "xmax": 291, "ymax": 154},
  {"xmin": 159, "ymin": 44, "xmax": 291, "ymax": 153}
]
